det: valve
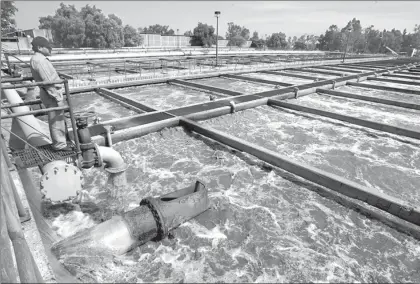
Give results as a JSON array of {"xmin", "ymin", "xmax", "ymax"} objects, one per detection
[{"xmin": 67, "ymin": 111, "xmax": 102, "ymax": 169}]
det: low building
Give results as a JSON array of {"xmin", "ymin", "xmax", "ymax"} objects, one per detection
[
  {"xmin": 139, "ymin": 34, "xmax": 192, "ymax": 48},
  {"xmin": 22, "ymin": 29, "xmax": 53, "ymax": 41}
]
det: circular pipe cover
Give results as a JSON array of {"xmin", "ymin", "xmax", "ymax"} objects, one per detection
[{"xmin": 40, "ymin": 161, "xmax": 83, "ymax": 202}]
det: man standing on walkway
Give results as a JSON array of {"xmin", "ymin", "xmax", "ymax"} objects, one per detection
[{"xmin": 30, "ymin": 36, "xmax": 72, "ymax": 151}]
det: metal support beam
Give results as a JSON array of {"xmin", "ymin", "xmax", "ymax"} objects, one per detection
[
  {"xmin": 383, "ymin": 73, "xmax": 420, "ymax": 81},
  {"xmin": 170, "ymin": 79, "xmax": 243, "ymax": 96},
  {"xmin": 316, "ymin": 88, "xmax": 420, "ymax": 110},
  {"xmin": 367, "ymin": 76, "xmax": 420, "ymax": 86},
  {"xmin": 393, "ymin": 71, "xmax": 420, "ymax": 77},
  {"xmin": 293, "ymin": 68, "xmax": 344, "ymax": 76},
  {"xmin": 347, "ymin": 81, "xmax": 420, "ymax": 95},
  {"xmin": 309, "ymin": 66, "xmax": 363, "ymax": 73},
  {"xmin": 335, "ymin": 64, "xmax": 379, "ymax": 71},
  {"xmin": 179, "ymin": 118, "xmax": 420, "ymax": 227},
  {"xmin": 268, "ymin": 99, "xmax": 420, "ymax": 140},
  {"xmin": 259, "ymin": 70, "xmax": 327, "ymax": 81},
  {"xmin": 222, "ymin": 74, "xmax": 293, "ymax": 87},
  {"xmin": 95, "ymin": 88, "xmax": 157, "ymax": 112}
]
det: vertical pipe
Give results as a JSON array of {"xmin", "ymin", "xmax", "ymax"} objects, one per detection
[
  {"xmin": 4, "ymin": 53, "xmax": 12, "ymax": 74},
  {"xmin": 63, "ymin": 81, "xmax": 81, "ymax": 156},
  {"xmin": 3, "ymin": 200, "xmax": 43, "ymax": 283},
  {"xmin": 124, "ymin": 61, "xmax": 127, "ymax": 80},
  {"xmin": 108, "ymin": 63, "xmax": 111, "ymax": 81},
  {"xmin": 216, "ymin": 16, "xmax": 219, "ymax": 67}
]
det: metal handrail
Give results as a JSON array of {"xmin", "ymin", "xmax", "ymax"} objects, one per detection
[
  {"xmin": 1, "ymin": 76, "xmax": 35, "ymax": 83},
  {"xmin": 2, "ymin": 79, "xmax": 82, "ymax": 158},
  {"xmin": 1, "ymin": 80, "xmax": 65, "ymax": 89},
  {"xmin": 1, "ymin": 106, "xmax": 69, "ymax": 119},
  {"xmin": 1, "ymin": 99, "xmax": 43, "ymax": 109}
]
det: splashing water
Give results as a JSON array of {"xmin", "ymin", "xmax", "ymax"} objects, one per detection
[
  {"xmin": 48, "ymin": 126, "xmax": 420, "ymax": 283},
  {"xmin": 106, "ymin": 171, "xmax": 129, "ymax": 210}
]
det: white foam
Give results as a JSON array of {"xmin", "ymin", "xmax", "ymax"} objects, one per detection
[{"xmin": 52, "ymin": 210, "xmax": 97, "ymax": 238}]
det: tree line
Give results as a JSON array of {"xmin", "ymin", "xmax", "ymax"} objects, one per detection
[{"xmin": 1, "ymin": 1, "xmax": 419, "ymax": 53}]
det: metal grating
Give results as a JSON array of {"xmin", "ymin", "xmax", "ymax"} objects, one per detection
[{"xmin": 12, "ymin": 143, "xmax": 77, "ymax": 169}]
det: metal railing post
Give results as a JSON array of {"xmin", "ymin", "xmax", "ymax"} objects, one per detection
[{"xmin": 63, "ymin": 80, "xmax": 81, "ymax": 157}]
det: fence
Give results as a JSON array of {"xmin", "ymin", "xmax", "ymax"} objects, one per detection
[{"xmin": 67, "ymin": 55, "xmax": 389, "ymax": 90}]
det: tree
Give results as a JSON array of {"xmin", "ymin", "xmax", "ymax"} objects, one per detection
[
  {"xmin": 184, "ymin": 30, "xmax": 193, "ymax": 37},
  {"xmin": 1, "ymin": 1, "xmax": 18, "ymax": 35},
  {"xmin": 293, "ymin": 41, "xmax": 306, "ymax": 50},
  {"xmin": 142, "ymin": 24, "xmax": 174, "ymax": 35},
  {"xmin": 39, "ymin": 3, "xmax": 85, "ymax": 48},
  {"xmin": 364, "ymin": 25, "xmax": 381, "ymax": 53},
  {"xmin": 226, "ymin": 22, "xmax": 249, "ymax": 47},
  {"xmin": 250, "ymin": 31, "xmax": 265, "ymax": 48},
  {"xmin": 79, "ymin": 5, "xmax": 108, "ymax": 48},
  {"xmin": 190, "ymin": 22, "xmax": 216, "ymax": 47},
  {"xmin": 105, "ymin": 14, "xmax": 124, "ymax": 48},
  {"xmin": 266, "ymin": 32, "xmax": 288, "ymax": 49},
  {"xmin": 123, "ymin": 25, "xmax": 142, "ymax": 46}
]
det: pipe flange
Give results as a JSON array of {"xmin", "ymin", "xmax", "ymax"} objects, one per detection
[
  {"xmin": 331, "ymin": 80, "xmax": 336, "ymax": 90},
  {"xmin": 357, "ymin": 75, "xmax": 361, "ymax": 82},
  {"xmin": 93, "ymin": 143, "xmax": 103, "ymax": 168},
  {"xmin": 105, "ymin": 162, "xmax": 129, "ymax": 174},
  {"xmin": 80, "ymin": 142, "xmax": 95, "ymax": 151},
  {"xmin": 40, "ymin": 161, "xmax": 83, "ymax": 203},
  {"xmin": 229, "ymin": 101, "xmax": 236, "ymax": 113},
  {"xmin": 140, "ymin": 197, "xmax": 168, "ymax": 240},
  {"xmin": 293, "ymin": 87, "xmax": 299, "ymax": 99}
]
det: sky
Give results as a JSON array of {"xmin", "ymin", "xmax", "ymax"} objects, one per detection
[{"xmin": 13, "ymin": 1, "xmax": 420, "ymax": 38}]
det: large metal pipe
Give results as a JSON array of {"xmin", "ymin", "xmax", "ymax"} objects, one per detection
[
  {"xmin": 97, "ymin": 146, "xmax": 128, "ymax": 201},
  {"xmin": 97, "ymin": 146, "xmax": 126, "ymax": 173},
  {"xmin": 1, "ymin": 88, "xmax": 51, "ymax": 149},
  {"xmin": 51, "ymin": 181, "xmax": 210, "ymax": 275}
]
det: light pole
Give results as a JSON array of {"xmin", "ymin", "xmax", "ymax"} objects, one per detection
[
  {"xmin": 342, "ymin": 26, "xmax": 353, "ymax": 63},
  {"xmin": 177, "ymin": 29, "xmax": 179, "ymax": 49},
  {"xmin": 215, "ymin": 11, "xmax": 221, "ymax": 67}
]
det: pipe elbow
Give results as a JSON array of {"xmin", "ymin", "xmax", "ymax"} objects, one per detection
[{"xmin": 97, "ymin": 146, "xmax": 128, "ymax": 174}]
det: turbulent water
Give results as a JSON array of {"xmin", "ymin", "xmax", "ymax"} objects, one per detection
[
  {"xmin": 245, "ymin": 72, "xmax": 313, "ymax": 85},
  {"xmin": 48, "ymin": 74, "xmax": 420, "ymax": 283},
  {"xmin": 338, "ymin": 85, "xmax": 420, "ymax": 105},
  {"xmin": 70, "ymin": 91, "xmax": 135, "ymax": 120},
  {"xmin": 113, "ymin": 84, "xmax": 224, "ymax": 110},
  {"xmin": 294, "ymin": 91, "xmax": 420, "ymax": 131},
  {"xmin": 194, "ymin": 77, "xmax": 273, "ymax": 94}
]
